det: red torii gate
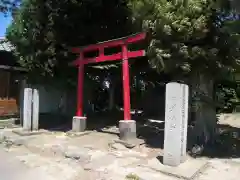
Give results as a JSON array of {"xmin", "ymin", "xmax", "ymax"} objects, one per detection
[{"xmin": 71, "ymin": 32, "xmax": 146, "ymax": 140}]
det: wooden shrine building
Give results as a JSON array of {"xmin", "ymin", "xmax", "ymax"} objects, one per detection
[{"xmin": 0, "ymin": 38, "xmax": 25, "ymax": 117}]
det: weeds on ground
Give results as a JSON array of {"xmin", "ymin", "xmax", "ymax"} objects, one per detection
[{"xmin": 125, "ymin": 173, "xmax": 141, "ymax": 180}]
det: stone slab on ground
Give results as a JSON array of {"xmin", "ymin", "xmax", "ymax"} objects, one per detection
[
  {"xmin": 83, "ymin": 151, "xmax": 142, "ymax": 171},
  {"xmin": 69, "ymin": 131, "xmax": 119, "ymax": 151},
  {"xmin": 5, "ymin": 137, "xmax": 30, "ymax": 146},
  {"xmin": 194, "ymin": 159, "xmax": 240, "ymax": 180},
  {"xmin": 0, "ymin": 129, "xmax": 35, "ymax": 147},
  {"xmin": 114, "ymin": 138, "xmax": 145, "ymax": 148},
  {"xmin": 96, "ymin": 157, "xmax": 140, "ymax": 171},
  {"xmin": 100, "ymin": 126, "xmax": 119, "ymax": 134},
  {"xmin": 0, "ymin": 123, "xmax": 20, "ymax": 129},
  {"xmin": 12, "ymin": 150, "xmax": 87, "ymax": 180},
  {"xmin": 12, "ymin": 128, "xmax": 48, "ymax": 136},
  {"xmin": 99, "ymin": 164, "xmax": 178, "ymax": 180},
  {"xmin": 230, "ymin": 158, "xmax": 240, "ymax": 164},
  {"xmin": 24, "ymin": 143, "xmax": 65, "ymax": 157},
  {"xmin": 66, "ymin": 130, "xmax": 92, "ymax": 137},
  {"xmin": 83, "ymin": 154, "xmax": 116, "ymax": 170},
  {"xmin": 64, "ymin": 146, "xmax": 91, "ymax": 162},
  {"xmin": 0, "ymin": 118, "xmax": 20, "ymax": 130},
  {"xmin": 22, "ymin": 135, "xmax": 70, "ymax": 157},
  {"xmin": 2, "ymin": 145, "xmax": 90, "ymax": 180},
  {"xmin": 109, "ymin": 148, "xmax": 148, "ymax": 159},
  {"xmin": 109, "ymin": 142, "xmax": 128, "ymax": 150},
  {"xmin": 119, "ymin": 167, "xmax": 178, "ymax": 180},
  {"xmin": 143, "ymin": 157, "xmax": 208, "ymax": 180}
]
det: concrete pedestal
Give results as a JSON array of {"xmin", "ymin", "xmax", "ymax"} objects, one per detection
[
  {"xmin": 72, "ymin": 116, "xmax": 87, "ymax": 132},
  {"xmin": 119, "ymin": 120, "xmax": 136, "ymax": 141}
]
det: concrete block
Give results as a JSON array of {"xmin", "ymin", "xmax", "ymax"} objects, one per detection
[
  {"xmin": 72, "ymin": 116, "xmax": 86, "ymax": 132},
  {"xmin": 119, "ymin": 120, "xmax": 136, "ymax": 141},
  {"xmin": 145, "ymin": 157, "xmax": 208, "ymax": 180},
  {"xmin": 66, "ymin": 130, "xmax": 91, "ymax": 137}
]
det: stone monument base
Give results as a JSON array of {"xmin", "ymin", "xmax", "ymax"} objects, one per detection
[
  {"xmin": 12, "ymin": 128, "xmax": 47, "ymax": 136},
  {"xmin": 119, "ymin": 120, "xmax": 136, "ymax": 141},
  {"xmin": 72, "ymin": 116, "xmax": 87, "ymax": 132},
  {"xmin": 146, "ymin": 156, "xmax": 208, "ymax": 179}
]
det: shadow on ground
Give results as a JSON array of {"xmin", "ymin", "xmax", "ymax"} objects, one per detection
[
  {"xmin": 137, "ymin": 118, "xmax": 240, "ymax": 159},
  {"xmin": 37, "ymin": 111, "xmax": 240, "ymax": 159},
  {"xmin": 199, "ymin": 124, "xmax": 240, "ymax": 159},
  {"xmin": 38, "ymin": 113, "xmax": 72, "ymax": 131},
  {"xmin": 37, "ymin": 110, "xmax": 166, "ymax": 148},
  {"xmin": 136, "ymin": 118, "xmax": 165, "ymax": 149},
  {"xmin": 87, "ymin": 111, "xmax": 166, "ymax": 149},
  {"xmin": 38, "ymin": 111, "xmax": 124, "ymax": 132}
]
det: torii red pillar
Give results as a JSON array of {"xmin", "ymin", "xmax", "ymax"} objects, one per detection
[
  {"xmin": 76, "ymin": 53, "xmax": 84, "ymax": 117},
  {"xmin": 122, "ymin": 44, "xmax": 131, "ymax": 120},
  {"xmin": 71, "ymin": 32, "xmax": 146, "ymax": 139}
]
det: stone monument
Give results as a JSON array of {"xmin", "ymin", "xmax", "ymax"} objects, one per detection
[
  {"xmin": 32, "ymin": 88, "xmax": 39, "ymax": 131},
  {"xmin": 163, "ymin": 82, "xmax": 189, "ymax": 166}
]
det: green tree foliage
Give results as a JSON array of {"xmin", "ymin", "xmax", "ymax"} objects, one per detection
[
  {"xmin": 216, "ymin": 80, "xmax": 239, "ymax": 112},
  {"xmin": 128, "ymin": 0, "xmax": 239, "ymax": 78},
  {"xmin": 5, "ymin": 0, "xmax": 240, "ymax": 148},
  {"xmin": 128, "ymin": 0, "xmax": 240, "ymax": 149},
  {"xmin": 6, "ymin": 0, "xmax": 131, "ymax": 78}
]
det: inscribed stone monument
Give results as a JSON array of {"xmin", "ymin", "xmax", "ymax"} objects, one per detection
[
  {"xmin": 163, "ymin": 82, "xmax": 189, "ymax": 166},
  {"xmin": 180, "ymin": 84, "xmax": 189, "ymax": 162}
]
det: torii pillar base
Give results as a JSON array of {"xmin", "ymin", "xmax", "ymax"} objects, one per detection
[
  {"xmin": 119, "ymin": 120, "xmax": 136, "ymax": 141},
  {"xmin": 72, "ymin": 116, "xmax": 87, "ymax": 132}
]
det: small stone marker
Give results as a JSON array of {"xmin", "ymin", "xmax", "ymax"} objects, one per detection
[
  {"xmin": 163, "ymin": 82, "xmax": 189, "ymax": 166},
  {"xmin": 23, "ymin": 88, "xmax": 32, "ymax": 131},
  {"xmin": 32, "ymin": 88, "xmax": 39, "ymax": 131}
]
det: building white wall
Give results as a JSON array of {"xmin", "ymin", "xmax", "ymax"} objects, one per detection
[
  {"xmin": 19, "ymin": 78, "xmax": 95, "ymax": 119},
  {"xmin": 36, "ymin": 85, "xmax": 64, "ymax": 113},
  {"xmin": 20, "ymin": 82, "xmax": 77, "ymax": 116}
]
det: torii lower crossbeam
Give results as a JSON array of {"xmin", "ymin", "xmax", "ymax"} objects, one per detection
[{"xmin": 70, "ymin": 32, "xmax": 146, "ymax": 140}]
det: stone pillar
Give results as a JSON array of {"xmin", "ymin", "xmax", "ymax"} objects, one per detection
[
  {"xmin": 23, "ymin": 88, "xmax": 32, "ymax": 131},
  {"xmin": 22, "ymin": 86, "xmax": 40, "ymax": 131},
  {"xmin": 32, "ymin": 88, "xmax": 39, "ymax": 131},
  {"xmin": 163, "ymin": 82, "xmax": 189, "ymax": 166},
  {"xmin": 72, "ymin": 116, "xmax": 87, "ymax": 132},
  {"xmin": 119, "ymin": 44, "xmax": 137, "ymax": 142},
  {"xmin": 181, "ymin": 84, "xmax": 189, "ymax": 162}
]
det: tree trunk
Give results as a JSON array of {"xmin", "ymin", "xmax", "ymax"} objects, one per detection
[
  {"xmin": 190, "ymin": 73, "xmax": 217, "ymax": 150},
  {"xmin": 108, "ymin": 84, "xmax": 115, "ymax": 111}
]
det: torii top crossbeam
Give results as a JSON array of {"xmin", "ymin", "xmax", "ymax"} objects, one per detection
[
  {"xmin": 71, "ymin": 32, "xmax": 146, "ymax": 65},
  {"xmin": 71, "ymin": 32, "xmax": 146, "ymax": 122}
]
